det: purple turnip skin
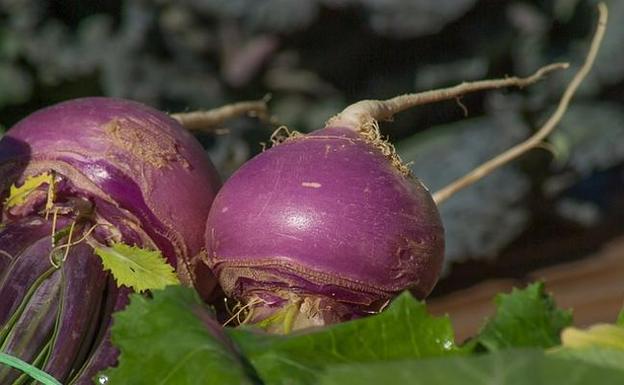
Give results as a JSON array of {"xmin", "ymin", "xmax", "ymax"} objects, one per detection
[
  {"xmin": 0, "ymin": 217, "xmax": 54, "ymax": 274},
  {"xmin": 0, "ymin": 97, "xmax": 222, "ymax": 289},
  {"xmin": 0, "ymin": 218, "xmax": 66, "ymax": 323},
  {"xmin": 0, "ymin": 97, "xmax": 221, "ymax": 381},
  {"xmin": 69, "ymin": 286, "xmax": 130, "ymax": 385},
  {"xmin": 205, "ymin": 126, "xmax": 444, "ymax": 330},
  {"xmin": 42, "ymin": 242, "xmax": 109, "ymax": 381}
]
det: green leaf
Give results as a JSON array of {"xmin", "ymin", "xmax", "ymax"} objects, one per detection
[
  {"xmin": 553, "ymin": 347, "xmax": 624, "ymax": 372},
  {"xmin": 552, "ymin": 323, "xmax": 624, "ymax": 371},
  {"xmin": 318, "ymin": 349, "xmax": 624, "ymax": 385},
  {"xmin": 228, "ymin": 291, "xmax": 461, "ymax": 385},
  {"xmin": 0, "ymin": 352, "xmax": 61, "ymax": 385},
  {"xmin": 561, "ymin": 324, "xmax": 624, "ymax": 350},
  {"xmin": 101, "ymin": 286, "xmax": 256, "ymax": 385},
  {"xmin": 618, "ymin": 308, "xmax": 624, "ymax": 326},
  {"xmin": 93, "ymin": 243, "xmax": 180, "ymax": 292},
  {"xmin": 473, "ymin": 282, "xmax": 572, "ymax": 351}
]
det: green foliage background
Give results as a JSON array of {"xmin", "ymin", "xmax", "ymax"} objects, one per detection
[{"xmin": 1, "ymin": 0, "xmax": 622, "ymax": 280}]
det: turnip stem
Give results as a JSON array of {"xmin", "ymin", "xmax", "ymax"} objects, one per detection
[
  {"xmin": 330, "ymin": 63, "xmax": 569, "ymax": 129},
  {"xmin": 171, "ymin": 96, "xmax": 271, "ymax": 132},
  {"xmin": 433, "ymin": 2, "xmax": 608, "ymax": 205}
]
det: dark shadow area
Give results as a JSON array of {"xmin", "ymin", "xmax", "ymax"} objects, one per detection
[{"xmin": 0, "ymin": 136, "xmax": 32, "ymax": 213}]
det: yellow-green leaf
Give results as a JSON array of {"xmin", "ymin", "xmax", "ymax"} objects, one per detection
[
  {"xmin": 561, "ymin": 324, "xmax": 624, "ymax": 351},
  {"xmin": 94, "ymin": 243, "xmax": 180, "ymax": 292},
  {"xmin": 4, "ymin": 172, "xmax": 54, "ymax": 208}
]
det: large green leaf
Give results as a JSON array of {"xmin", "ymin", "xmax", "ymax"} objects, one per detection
[
  {"xmin": 474, "ymin": 282, "xmax": 572, "ymax": 351},
  {"xmin": 99, "ymin": 284, "xmax": 624, "ymax": 385},
  {"xmin": 228, "ymin": 291, "xmax": 461, "ymax": 385},
  {"xmin": 101, "ymin": 286, "xmax": 256, "ymax": 385},
  {"xmin": 318, "ymin": 349, "xmax": 624, "ymax": 385}
]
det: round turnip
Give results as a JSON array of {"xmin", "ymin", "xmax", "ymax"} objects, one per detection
[
  {"xmin": 206, "ymin": 125, "xmax": 443, "ymax": 331},
  {"xmin": 0, "ymin": 98, "xmax": 221, "ymax": 290},
  {"xmin": 0, "ymin": 97, "xmax": 221, "ymax": 383}
]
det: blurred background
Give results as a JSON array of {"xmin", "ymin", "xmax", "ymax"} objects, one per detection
[{"xmin": 0, "ymin": 0, "xmax": 622, "ymax": 339}]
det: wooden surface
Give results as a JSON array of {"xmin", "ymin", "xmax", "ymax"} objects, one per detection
[{"xmin": 427, "ymin": 235, "xmax": 624, "ymax": 342}]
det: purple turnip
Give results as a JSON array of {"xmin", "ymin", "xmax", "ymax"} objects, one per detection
[
  {"xmin": 0, "ymin": 97, "xmax": 221, "ymax": 290},
  {"xmin": 0, "ymin": 97, "xmax": 221, "ymax": 383},
  {"xmin": 204, "ymin": 6, "xmax": 606, "ymax": 333},
  {"xmin": 206, "ymin": 125, "xmax": 444, "ymax": 330}
]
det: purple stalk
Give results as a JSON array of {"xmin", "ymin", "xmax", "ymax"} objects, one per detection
[
  {"xmin": 0, "ymin": 219, "xmax": 67, "ymax": 327},
  {"xmin": 68, "ymin": 285, "xmax": 130, "ymax": 385},
  {"xmin": 0, "ymin": 220, "xmax": 110, "ymax": 384},
  {"xmin": 42, "ymin": 242, "xmax": 108, "ymax": 381},
  {"xmin": 0, "ymin": 270, "xmax": 61, "ymax": 384}
]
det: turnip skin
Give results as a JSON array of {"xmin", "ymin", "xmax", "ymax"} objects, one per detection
[
  {"xmin": 0, "ymin": 97, "xmax": 222, "ymax": 382},
  {"xmin": 0, "ymin": 218, "xmax": 60, "ymax": 313},
  {"xmin": 69, "ymin": 286, "xmax": 130, "ymax": 385},
  {"xmin": 206, "ymin": 126, "xmax": 444, "ymax": 327},
  {"xmin": 0, "ymin": 97, "xmax": 222, "ymax": 293}
]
